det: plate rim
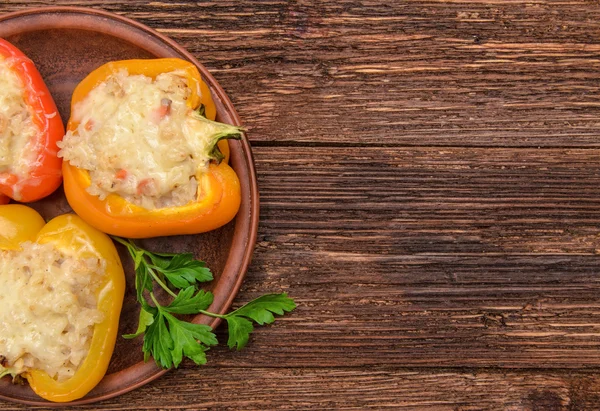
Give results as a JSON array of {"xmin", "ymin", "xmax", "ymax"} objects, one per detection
[{"xmin": 0, "ymin": 5, "xmax": 259, "ymax": 406}]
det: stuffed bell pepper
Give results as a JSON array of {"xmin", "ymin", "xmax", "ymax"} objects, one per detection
[
  {"xmin": 0, "ymin": 204, "xmax": 125, "ymax": 402},
  {"xmin": 58, "ymin": 58, "xmax": 243, "ymax": 238},
  {"xmin": 0, "ymin": 39, "xmax": 64, "ymax": 202}
]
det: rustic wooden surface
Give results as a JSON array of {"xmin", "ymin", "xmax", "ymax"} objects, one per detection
[{"xmin": 3, "ymin": 0, "xmax": 600, "ymax": 409}]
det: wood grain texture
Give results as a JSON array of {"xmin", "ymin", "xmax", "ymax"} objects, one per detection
[
  {"xmin": 6, "ymin": 368, "xmax": 600, "ymax": 411},
  {"xmin": 2, "ymin": 0, "xmax": 600, "ymax": 409}
]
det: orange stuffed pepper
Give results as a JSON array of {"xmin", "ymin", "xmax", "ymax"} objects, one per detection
[{"xmin": 59, "ymin": 58, "xmax": 243, "ymax": 238}]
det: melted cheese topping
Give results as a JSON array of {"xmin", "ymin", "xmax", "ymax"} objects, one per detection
[
  {"xmin": 0, "ymin": 56, "xmax": 41, "ymax": 178},
  {"xmin": 58, "ymin": 69, "xmax": 217, "ymax": 210},
  {"xmin": 0, "ymin": 242, "xmax": 106, "ymax": 382}
]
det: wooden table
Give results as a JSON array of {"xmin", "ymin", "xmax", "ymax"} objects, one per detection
[{"xmin": 3, "ymin": 1, "xmax": 600, "ymax": 409}]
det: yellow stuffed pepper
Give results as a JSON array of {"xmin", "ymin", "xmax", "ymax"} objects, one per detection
[
  {"xmin": 0, "ymin": 204, "xmax": 125, "ymax": 402},
  {"xmin": 58, "ymin": 58, "xmax": 243, "ymax": 238}
]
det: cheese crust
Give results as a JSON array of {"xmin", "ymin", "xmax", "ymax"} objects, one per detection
[
  {"xmin": 58, "ymin": 69, "xmax": 217, "ymax": 210},
  {"xmin": 0, "ymin": 56, "xmax": 41, "ymax": 179},
  {"xmin": 0, "ymin": 242, "xmax": 105, "ymax": 381}
]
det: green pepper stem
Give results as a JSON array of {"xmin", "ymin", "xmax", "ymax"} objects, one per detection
[{"xmin": 190, "ymin": 111, "xmax": 245, "ymax": 164}]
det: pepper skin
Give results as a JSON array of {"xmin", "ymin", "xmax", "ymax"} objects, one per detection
[
  {"xmin": 0, "ymin": 195, "xmax": 8, "ymax": 205},
  {"xmin": 0, "ymin": 39, "xmax": 64, "ymax": 202},
  {"xmin": 61, "ymin": 58, "xmax": 241, "ymax": 238},
  {"xmin": 0, "ymin": 204, "xmax": 125, "ymax": 402}
]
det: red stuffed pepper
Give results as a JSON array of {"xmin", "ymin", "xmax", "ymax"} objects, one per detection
[{"xmin": 0, "ymin": 39, "xmax": 64, "ymax": 202}]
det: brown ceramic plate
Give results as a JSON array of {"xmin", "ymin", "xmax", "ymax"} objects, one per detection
[{"xmin": 0, "ymin": 6, "xmax": 258, "ymax": 406}]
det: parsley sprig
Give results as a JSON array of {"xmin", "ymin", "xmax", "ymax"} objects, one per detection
[{"xmin": 112, "ymin": 237, "xmax": 296, "ymax": 368}]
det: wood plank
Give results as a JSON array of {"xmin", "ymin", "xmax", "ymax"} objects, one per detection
[
  {"xmin": 4, "ymin": 368, "xmax": 600, "ymax": 410},
  {"xmin": 254, "ymin": 146, "xmax": 600, "ymax": 254},
  {"xmin": 4, "ymin": 2, "xmax": 600, "ymax": 147},
  {"xmin": 222, "ymin": 253, "xmax": 600, "ymax": 369}
]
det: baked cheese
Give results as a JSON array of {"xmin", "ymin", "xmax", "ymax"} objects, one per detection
[
  {"xmin": 0, "ymin": 241, "xmax": 106, "ymax": 381},
  {"xmin": 58, "ymin": 69, "xmax": 218, "ymax": 210},
  {"xmin": 0, "ymin": 56, "xmax": 41, "ymax": 179}
]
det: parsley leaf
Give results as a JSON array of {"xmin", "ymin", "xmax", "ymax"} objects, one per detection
[
  {"xmin": 134, "ymin": 264, "xmax": 153, "ymax": 308},
  {"xmin": 223, "ymin": 294, "xmax": 296, "ymax": 350},
  {"xmin": 112, "ymin": 237, "xmax": 296, "ymax": 369},
  {"xmin": 164, "ymin": 287, "xmax": 214, "ymax": 315},
  {"xmin": 164, "ymin": 311, "xmax": 217, "ymax": 367},
  {"xmin": 148, "ymin": 252, "xmax": 213, "ymax": 288},
  {"xmin": 142, "ymin": 311, "xmax": 173, "ymax": 368},
  {"xmin": 132, "ymin": 249, "xmax": 145, "ymax": 269},
  {"xmin": 226, "ymin": 293, "xmax": 297, "ymax": 325},
  {"xmin": 123, "ymin": 308, "xmax": 155, "ymax": 339},
  {"xmin": 225, "ymin": 316, "xmax": 254, "ymax": 350}
]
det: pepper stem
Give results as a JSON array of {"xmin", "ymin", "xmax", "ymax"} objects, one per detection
[{"xmin": 191, "ymin": 110, "xmax": 245, "ymax": 164}]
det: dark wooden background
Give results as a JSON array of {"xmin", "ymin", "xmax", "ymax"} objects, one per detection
[{"xmin": 3, "ymin": 0, "xmax": 600, "ymax": 409}]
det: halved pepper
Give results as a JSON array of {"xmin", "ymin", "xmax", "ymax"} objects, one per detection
[
  {"xmin": 0, "ymin": 39, "xmax": 64, "ymax": 202},
  {"xmin": 0, "ymin": 204, "xmax": 125, "ymax": 402},
  {"xmin": 61, "ymin": 58, "xmax": 242, "ymax": 238}
]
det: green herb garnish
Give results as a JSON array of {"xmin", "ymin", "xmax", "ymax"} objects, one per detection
[{"xmin": 112, "ymin": 237, "xmax": 296, "ymax": 368}]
